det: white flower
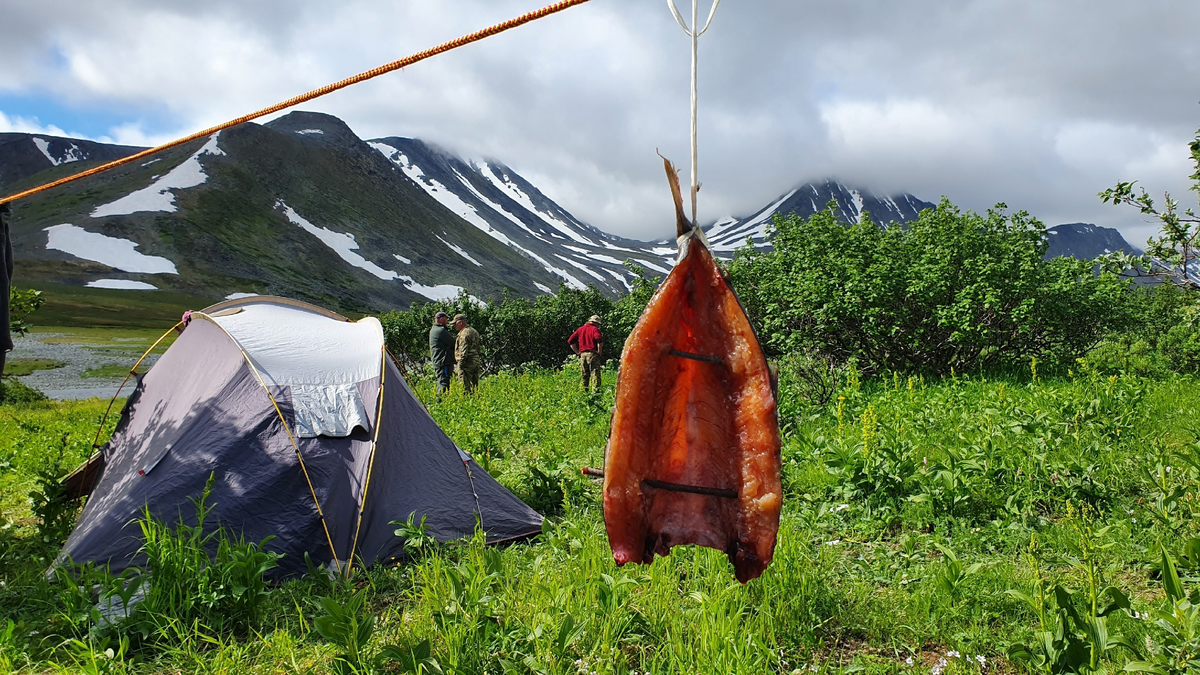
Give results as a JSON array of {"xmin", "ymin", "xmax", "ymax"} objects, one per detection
[
  {"xmin": 825, "ymin": 540, "xmax": 842, "ymax": 546},
  {"xmin": 975, "ymin": 655, "xmax": 986, "ymax": 666},
  {"xmin": 1166, "ymin": 466, "xmax": 1172, "ymax": 472},
  {"xmin": 834, "ymin": 504, "xmax": 850, "ymax": 512},
  {"xmin": 905, "ymin": 657, "xmax": 914, "ymax": 666},
  {"xmin": 947, "ymin": 651, "xmax": 960, "ymax": 658}
]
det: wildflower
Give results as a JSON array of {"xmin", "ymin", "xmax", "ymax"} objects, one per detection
[
  {"xmin": 834, "ymin": 504, "xmax": 850, "ymax": 512},
  {"xmin": 825, "ymin": 540, "xmax": 842, "ymax": 546},
  {"xmin": 947, "ymin": 650, "xmax": 961, "ymax": 658},
  {"xmin": 905, "ymin": 656, "xmax": 914, "ymax": 666},
  {"xmin": 1132, "ymin": 518, "xmax": 1137, "ymax": 523},
  {"xmin": 975, "ymin": 655, "xmax": 986, "ymax": 666}
]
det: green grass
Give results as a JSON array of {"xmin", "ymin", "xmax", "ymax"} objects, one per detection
[
  {"xmin": 24, "ymin": 283, "xmax": 216, "ymax": 328},
  {"xmin": 1, "ymin": 365, "xmax": 1197, "ymax": 673},
  {"xmin": 79, "ymin": 363, "xmax": 133, "ymax": 379},
  {"xmin": 1, "ymin": 359, "xmax": 66, "ymax": 377}
]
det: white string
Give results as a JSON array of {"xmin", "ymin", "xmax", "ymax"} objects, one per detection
[{"xmin": 666, "ymin": 0, "xmax": 721, "ymax": 227}]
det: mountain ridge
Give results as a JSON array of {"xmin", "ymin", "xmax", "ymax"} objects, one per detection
[{"xmin": 1, "ymin": 110, "xmax": 1135, "ymax": 316}]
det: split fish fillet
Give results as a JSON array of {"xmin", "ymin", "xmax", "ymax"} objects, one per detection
[{"xmin": 602, "ymin": 158, "xmax": 782, "ymax": 583}]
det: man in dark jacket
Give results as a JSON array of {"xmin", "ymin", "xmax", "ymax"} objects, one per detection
[
  {"xmin": 568, "ymin": 315, "xmax": 604, "ymax": 390},
  {"xmin": 1, "ymin": 202, "xmax": 12, "ymax": 378},
  {"xmin": 429, "ymin": 311, "xmax": 455, "ymax": 395}
]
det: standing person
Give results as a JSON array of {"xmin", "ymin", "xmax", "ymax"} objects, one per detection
[
  {"xmin": 429, "ymin": 311, "xmax": 455, "ymax": 395},
  {"xmin": 0, "ymin": 202, "xmax": 12, "ymax": 379},
  {"xmin": 568, "ymin": 315, "xmax": 604, "ymax": 390},
  {"xmin": 453, "ymin": 313, "xmax": 481, "ymax": 394}
]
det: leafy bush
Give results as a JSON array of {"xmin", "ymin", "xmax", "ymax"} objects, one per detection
[
  {"xmin": 8, "ymin": 288, "xmax": 45, "ymax": 338},
  {"xmin": 0, "ymin": 376, "xmax": 47, "ymax": 404},
  {"xmin": 1083, "ymin": 284, "xmax": 1200, "ymax": 375},
  {"xmin": 726, "ymin": 199, "xmax": 1130, "ymax": 375},
  {"xmin": 29, "ymin": 437, "xmax": 78, "ymax": 548},
  {"xmin": 379, "ymin": 263, "xmax": 655, "ymax": 374}
]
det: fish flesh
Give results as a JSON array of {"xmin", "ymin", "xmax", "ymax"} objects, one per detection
[{"xmin": 602, "ymin": 158, "xmax": 782, "ymax": 583}]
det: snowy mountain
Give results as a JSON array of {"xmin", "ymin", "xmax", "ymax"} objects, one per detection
[
  {"xmin": 2, "ymin": 112, "xmax": 678, "ymax": 314},
  {"xmin": 0, "ymin": 110, "xmax": 1144, "ymax": 316},
  {"xmin": 0, "ymin": 133, "xmax": 143, "ymax": 189},
  {"xmin": 366, "ymin": 136, "xmax": 674, "ymax": 293},
  {"xmin": 1044, "ymin": 222, "xmax": 1137, "ymax": 260},
  {"xmin": 702, "ymin": 180, "xmax": 935, "ymax": 253}
]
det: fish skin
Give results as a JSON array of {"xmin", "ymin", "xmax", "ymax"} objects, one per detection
[{"xmin": 602, "ymin": 159, "xmax": 782, "ymax": 583}]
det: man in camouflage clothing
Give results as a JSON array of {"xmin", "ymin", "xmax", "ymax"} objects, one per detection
[{"xmin": 453, "ymin": 313, "xmax": 482, "ymax": 394}]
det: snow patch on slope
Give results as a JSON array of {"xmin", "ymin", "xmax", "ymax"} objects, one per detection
[
  {"xmin": 45, "ymin": 224, "xmax": 178, "ymax": 274},
  {"xmin": 477, "ymin": 162, "xmax": 595, "ymax": 245},
  {"xmin": 452, "ymin": 167, "xmax": 539, "ymax": 237},
  {"xmin": 602, "ymin": 268, "xmax": 632, "ymax": 291},
  {"xmin": 436, "ymin": 235, "xmax": 482, "ymax": 267},
  {"xmin": 32, "ymin": 138, "xmax": 84, "ymax": 166},
  {"xmin": 87, "ymin": 279, "xmax": 157, "ymax": 290},
  {"xmin": 534, "ymin": 282, "xmax": 554, "ymax": 294},
  {"xmin": 92, "ymin": 134, "xmax": 226, "ymax": 217},
  {"xmin": 555, "ymin": 254, "xmax": 605, "ymax": 282},
  {"xmin": 278, "ymin": 201, "xmax": 398, "ymax": 281},
  {"xmin": 279, "ymin": 201, "xmax": 475, "ymax": 302},
  {"xmin": 372, "ymin": 143, "xmax": 587, "ymax": 290},
  {"xmin": 400, "ymin": 280, "xmax": 464, "ymax": 302}
]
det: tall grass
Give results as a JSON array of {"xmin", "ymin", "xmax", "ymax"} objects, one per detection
[{"xmin": 0, "ymin": 366, "xmax": 1197, "ymax": 672}]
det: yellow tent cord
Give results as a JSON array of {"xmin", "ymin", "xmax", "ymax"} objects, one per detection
[
  {"xmin": 0, "ymin": 0, "xmax": 591, "ymax": 206},
  {"xmin": 344, "ymin": 348, "xmax": 387, "ymax": 578},
  {"xmin": 88, "ymin": 320, "xmax": 182, "ymax": 453},
  {"xmin": 194, "ymin": 314, "xmax": 344, "ymax": 576},
  {"xmin": 67, "ymin": 321, "xmax": 183, "ymax": 499}
]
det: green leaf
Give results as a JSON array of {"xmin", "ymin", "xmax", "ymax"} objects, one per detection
[{"xmin": 1159, "ymin": 542, "xmax": 1185, "ymax": 603}]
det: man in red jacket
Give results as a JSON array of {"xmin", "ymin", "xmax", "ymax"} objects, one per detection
[{"xmin": 568, "ymin": 315, "xmax": 604, "ymax": 390}]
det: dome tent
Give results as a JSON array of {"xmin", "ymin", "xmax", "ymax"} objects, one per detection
[{"xmin": 56, "ymin": 296, "xmax": 542, "ymax": 578}]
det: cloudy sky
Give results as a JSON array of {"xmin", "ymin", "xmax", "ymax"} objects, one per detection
[{"xmin": 1, "ymin": 0, "xmax": 1197, "ymax": 244}]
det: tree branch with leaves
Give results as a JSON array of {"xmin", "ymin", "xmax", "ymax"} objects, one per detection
[{"xmin": 1099, "ymin": 116, "xmax": 1200, "ymax": 288}]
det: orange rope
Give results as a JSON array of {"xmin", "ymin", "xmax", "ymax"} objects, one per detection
[{"xmin": 0, "ymin": 0, "xmax": 591, "ymax": 206}]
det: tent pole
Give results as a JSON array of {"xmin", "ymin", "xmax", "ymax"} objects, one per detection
[
  {"xmin": 345, "ymin": 349, "xmax": 387, "ymax": 577},
  {"xmin": 195, "ymin": 313, "xmax": 345, "ymax": 575}
]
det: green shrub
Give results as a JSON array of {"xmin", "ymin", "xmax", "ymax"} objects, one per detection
[
  {"xmin": 0, "ymin": 377, "xmax": 47, "ymax": 404},
  {"xmin": 726, "ymin": 199, "xmax": 1130, "ymax": 375},
  {"xmin": 1160, "ymin": 312, "xmax": 1200, "ymax": 373},
  {"xmin": 1076, "ymin": 336, "xmax": 1164, "ymax": 378},
  {"xmin": 379, "ymin": 264, "xmax": 655, "ymax": 374}
]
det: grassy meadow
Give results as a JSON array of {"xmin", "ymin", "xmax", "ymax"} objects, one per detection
[{"xmin": 1, "ymin": 360, "xmax": 1198, "ymax": 674}]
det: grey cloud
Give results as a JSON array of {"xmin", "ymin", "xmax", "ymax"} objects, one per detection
[{"xmin": 1, "ymin": 0, "xmax": 1197, "ymax": 242}]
